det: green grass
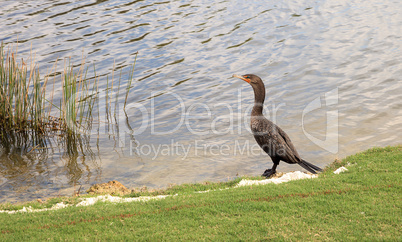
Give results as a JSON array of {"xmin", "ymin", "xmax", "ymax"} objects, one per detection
[{"xmin": 0, "ymin": 145, "xmax": 400, "ymax": 240}]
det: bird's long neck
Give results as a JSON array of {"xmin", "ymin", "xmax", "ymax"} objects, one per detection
[{"xmin": 251, "ymin": 82, "xmax": 266, "ymax": 116}]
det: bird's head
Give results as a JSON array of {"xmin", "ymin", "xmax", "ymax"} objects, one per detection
[
  {"xmin": 233, "ymin": 74, "xmax": 266, "ymax": 103},
  {"xmin": 232, "ymin": 74, "xmax": 262, "ymax": 85}
]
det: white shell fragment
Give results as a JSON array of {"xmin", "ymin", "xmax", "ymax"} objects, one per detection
[{"xmin": 333, "ymin": 167, "xmax": 348, "ymax": 174}]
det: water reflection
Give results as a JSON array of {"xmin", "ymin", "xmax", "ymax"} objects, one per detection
[
  {"xmin": 0, "ymin": 128, "xmax": 103, "ymax": 203},
  {"xmin": 0, "ymin": 129, "xmax": 50, "ymax": 202}
]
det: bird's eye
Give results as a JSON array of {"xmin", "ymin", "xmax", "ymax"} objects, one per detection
[{"xmin": 245, "ymin": 75, "xmax": 250, "ymax": 79}]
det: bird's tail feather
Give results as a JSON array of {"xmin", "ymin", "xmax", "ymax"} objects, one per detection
[{"xmin": 299, "ymin": 159, "xmax": 323, "ymax": 174}]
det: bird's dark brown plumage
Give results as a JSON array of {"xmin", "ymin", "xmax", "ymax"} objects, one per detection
[{"xmin": 233, "ymin": 74, "xmax": 322, "ymax": 177}]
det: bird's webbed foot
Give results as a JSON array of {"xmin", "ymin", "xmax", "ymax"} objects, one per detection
[{"xmin": 262, "ymin": 168, "xmax": 276, "ymax": 178}]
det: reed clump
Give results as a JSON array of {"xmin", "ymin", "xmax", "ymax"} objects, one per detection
[{"xmin": 0, "ymin": 43, "xmax": 135, "ymax": 136}]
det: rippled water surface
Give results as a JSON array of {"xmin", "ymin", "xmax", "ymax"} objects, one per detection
[{"xmin": 1, "ymin": 0, "xmax": 401, "ymax": 202}]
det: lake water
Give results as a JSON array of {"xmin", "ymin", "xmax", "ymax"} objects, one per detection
[{"xmin": 0, "ymin": 0, "xmax": 401, "ymax": 203}]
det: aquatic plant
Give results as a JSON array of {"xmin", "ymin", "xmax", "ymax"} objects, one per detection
[{"xmin": 0, "ymin": 43, "xmax": 136, "ymax": 136}]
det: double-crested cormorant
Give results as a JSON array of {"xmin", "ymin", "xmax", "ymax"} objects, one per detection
[{"xmin": 233, "ymin": 74, "xmax": 322, "ymax": 177}]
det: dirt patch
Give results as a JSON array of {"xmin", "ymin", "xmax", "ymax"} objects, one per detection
[{"xmin": 86, "ymin": 180, "xmax": 132, "ymax": 195}]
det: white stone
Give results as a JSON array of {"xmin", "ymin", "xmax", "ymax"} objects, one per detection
[{"xmin": 333, "ymin": 167, "xmax": 348, "ymax": 174}]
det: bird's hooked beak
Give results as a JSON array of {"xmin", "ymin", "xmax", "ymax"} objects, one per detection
[{"xmin": 232, "ymin": 74, "xmax": 251, "ymax": 83}]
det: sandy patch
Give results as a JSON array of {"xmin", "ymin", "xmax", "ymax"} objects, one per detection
[
  {"xmin": 236, "ymin": 171, "xmax": 318, "ymax": 187},
  {"xmin": 0, "ymin": 194, "xmax": 170, "ymax": 214}
]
